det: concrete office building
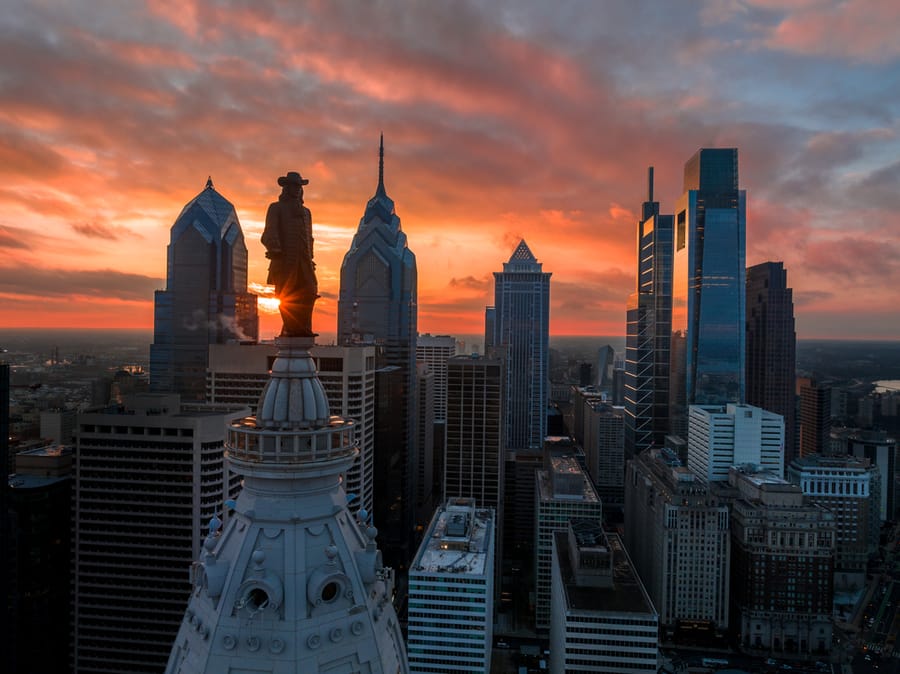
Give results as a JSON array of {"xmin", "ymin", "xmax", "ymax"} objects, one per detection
[
  {"xmin": 846, "ymin": 429, "xmax": 898, "ymax": 521},
  {"xmin": 534, "ymin": 455, "xmax": 602, "ymax": 632},
  {"xmin": 407, "ymin": 499, "xmax": 495, "ymax": 674},
  {"xmin": 72, "ymin": 394, "xmax": 247, "ymax": 673},
  {"xmin": 582, "ymin": 401, "xmax": 625, "ymax": 507},
  {"xmin": 570, "ymin": 385, "xmax": 607, "ymax": 448},
  {"xmin": 788, "ymin": 454, "xmax": 879, "ymax": 579},
  {"xmin": 39, "ymin": 407, "xmax": 77, "ymax": 444},
  {"xmin": 625, "ymin": 448, "xmax": 730, "ymax": 634},
  {"xmin": 549, "ymin": 521, "xmax": 659, "ymax": 674},
  {"xmin": 714, "ymin": 466, "xmax": 835, "ymax": 656},
  {"xmin": 8, "ymin": 445, "xmax": 73, "ymax": 674},
  {"xmin": 416, "ymin": 361, "xmax": 435, "ymax": 523},
  {"xmin": 416, "ymin": 334, "xmax": 456, "ymax": 423},
  {"xmin": 687, "ymin": 403, "xmax": 785, "ymax": 482}
]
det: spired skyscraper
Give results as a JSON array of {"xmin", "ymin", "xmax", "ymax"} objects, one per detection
[
  {"xmin": 491, "ymin": 240, "xmax": 551, "ymax": 451},
  {"xmin": 151, "ymin": 179, "xmax": 258, "ymax": 400},
  {"xmin": 624, "ymin": 167, "xmax": 673, "ymax": 460},
  {"xmin": 669, "ymin": 149, "xmax": 746, "ymax": 439},
  {"xmin": 165, "ymin": 172, "xmax": 408, "ymax": 674},
  {"xmin": 336, "ymin": 137, "xmax": 418, "ymax": 552}
]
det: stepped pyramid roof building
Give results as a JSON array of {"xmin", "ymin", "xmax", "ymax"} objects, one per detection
[
  {"xmin": 337, "ymin": 136, "xmax": 419, "ymax": 559},
  {"xmin": 151, "ymin": 178, "xmax": 258, "ymax": 400},
  {"xmin": 491, "ymin": 239, "xmax": 551, "ymax": 451}
]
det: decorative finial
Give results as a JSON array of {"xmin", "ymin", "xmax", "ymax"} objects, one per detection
[
  {"xmin": 378, "ymin": 133, "xmax": 384, "ymax": 193},
  {"xmin": 206, "ymin": 176, "xmax": 214, "ymax": 190}
]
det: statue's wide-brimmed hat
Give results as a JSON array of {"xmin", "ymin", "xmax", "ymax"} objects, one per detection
[{"xmin": 278, "ymin": 171, "xmax": 309, "ymax": 186}]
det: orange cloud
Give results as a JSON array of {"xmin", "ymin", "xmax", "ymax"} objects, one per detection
[{"xmin": 0, "ymin": 1, "xmax": 897, "ymax": 340}]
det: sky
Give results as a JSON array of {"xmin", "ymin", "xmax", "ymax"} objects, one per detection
[{"xmin": 2, "ymin": 0, "xmax": 900, "ymax": 341}]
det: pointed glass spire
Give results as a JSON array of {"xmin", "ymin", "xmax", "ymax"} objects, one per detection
[
  {"xmin": 362, "ymin": 134, "xmax": 396, "ymax": 228},
  {"xmin": 376, "ymin": 133, "xmax": 386, "ymax": 198}
]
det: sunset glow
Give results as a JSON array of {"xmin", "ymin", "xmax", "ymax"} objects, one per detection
[{"xmin": 2, "ymin": 1, "xmax": 899, "ymax": 340}]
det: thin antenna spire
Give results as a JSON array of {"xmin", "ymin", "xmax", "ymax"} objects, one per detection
[
  {"xmin": 647, "ymin": 166, "xmax": 654, "ymax": 203},
  {"xmin": 378, "ymin": 133, "xmax": 384, "ymax": 192}
]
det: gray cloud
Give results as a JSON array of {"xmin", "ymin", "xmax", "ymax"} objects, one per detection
[{"xmin": 0, "ymin": 266, "xmax": 163, "ymax": 301}]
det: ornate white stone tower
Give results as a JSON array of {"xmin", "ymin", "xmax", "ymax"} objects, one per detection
[{"xmin": 165, "ymin": 336, "xmax": 408, "ymax": 673}]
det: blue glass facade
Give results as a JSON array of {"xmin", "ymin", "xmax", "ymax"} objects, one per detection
[
  {"xmin": 625, "ymin": 167, "xmax": 673, "ymax": 458},
  {"xmin": 150, "ymin": 179, "xmax": 258, "ymax": 400},
  {"xmin": 493, "ymin": 240, "xmax": 550, "ymax": 451},
  {"xmin": 336, "ymin": 138, "xmax": 418, "ymax": 556},
  {"xmin": 670, "ymin": 149, "xmax": 745, "ymax": 439}
]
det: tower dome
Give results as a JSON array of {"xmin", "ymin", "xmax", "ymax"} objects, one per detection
[{"xmin": 165, "ymin": 336, "xmax": 408, "ymax": 673}]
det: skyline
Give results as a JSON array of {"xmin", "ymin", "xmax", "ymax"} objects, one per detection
[{"xmin": 2, "ymin": 1, "xmax": 900, "ymax": 340}]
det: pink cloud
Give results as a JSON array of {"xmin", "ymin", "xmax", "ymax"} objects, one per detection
[{"xmin": 762, "ymin": 0, "xmax": 900, "ymax": 62}]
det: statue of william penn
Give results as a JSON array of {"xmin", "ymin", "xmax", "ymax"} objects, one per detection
[{"xmin": 261, "ymin": 171, "xmax": 318, "ymax": 337}]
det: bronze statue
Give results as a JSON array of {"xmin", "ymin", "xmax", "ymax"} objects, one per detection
[{"xmin": 261, "ymin": 171, "xmax": 318, "ymax": 337}]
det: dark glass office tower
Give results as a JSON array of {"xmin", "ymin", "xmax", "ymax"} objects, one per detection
[
  {"xmin": 746, "ymin": 261, "xmax": 796, "ymax": 470},
  {"xmin": 150, "ymin": 179, "xmax": 258, "ymax": 399},
  {"xmin": 337, "ymin": 137, "xmax": 418, "ymax": 556},
  {"xmin": 492, "ymin": 240, "xmax": 551, "ymax": 451},
  {"xmin": 625, "ymin": 167, "xmax": 673, "ymax": 459},
  {"xmin": 670, "ymin": 149, "xmax": 746, "ymax": 439},
  {"xmin": 799, "ymin": 378, "xmax": 832, "ymax": 458}
]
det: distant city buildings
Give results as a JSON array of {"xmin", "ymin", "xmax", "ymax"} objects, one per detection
[
  {"xmin": 150, "ymin": 179, "xmax": 258, "ymax": 400},
  {"xmin": 549, "ymin": 521, "xmax": 659, "ymax": 674},
  {"xmin": 687, "ymin": 403, "xmax": 785, "ymax": 482},
  {"xmin": 746, "ymin": 261, "xmax": 797, "ymax": 471},
  {"xmin": 407, "ymin": 499, "xmax": 495, "ymax": 674},
  {"xmin": 491, "ymin": 240, "xmax": 551, "ymax": 451},
  {"xmin": 669, "ymin": 149, "xmax": 746, "ymax": 439},
  {"xmin": 625, "ymin": 167, "xmax": 673, "ymax": 459}
]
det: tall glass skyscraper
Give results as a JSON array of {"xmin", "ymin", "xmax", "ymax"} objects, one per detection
[
  {"xmin": 669, "ymin": 149, "xmax": 746, "ymax": 439},
  {"xmin": 150, "ymin": 179, "xmax": 258, "ymax": 400},
  {"xmin": 337, "ymin": 137, "xmax": 418, "ymax": 556},
  {"xmin": 624, "ymin": 167, "xmax": 673, "ymax": 459},
  {"xmin": 492, "ymin": 240, "xmax": 551, "ymax": 450},
  {"xmin": 746, "ymin": 261, "xmax": 796, "ymax": 470}
]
